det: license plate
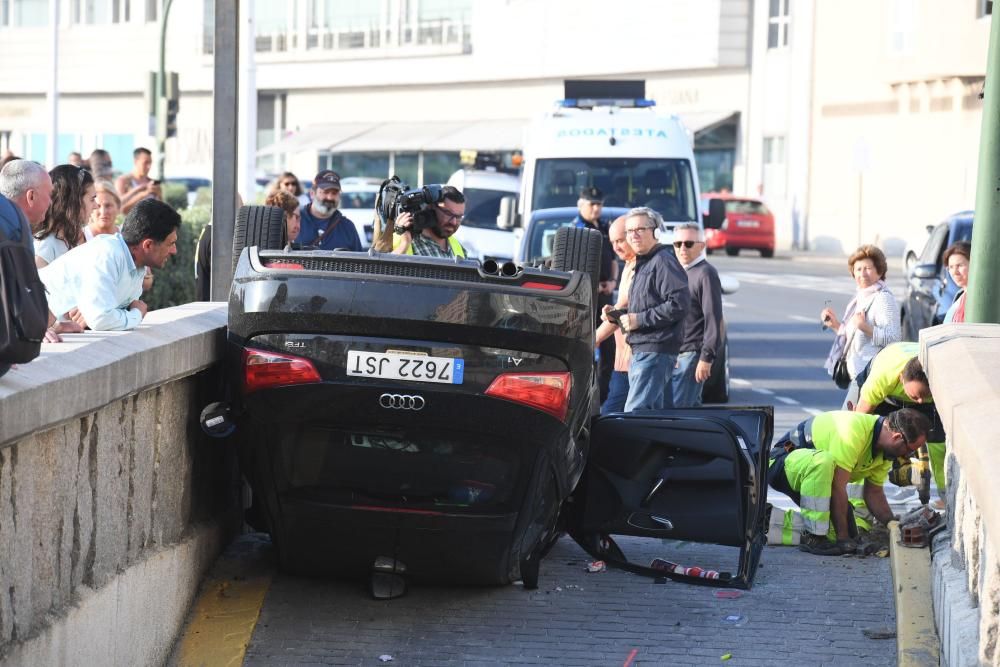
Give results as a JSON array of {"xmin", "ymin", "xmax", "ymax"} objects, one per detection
[
  {"xmin": 736, "ymin": 219, "xmax": 760, "ymax": 228},
  {"xmin": 346, "ymin": 350, "xmax": 464, "ymax": 384}
]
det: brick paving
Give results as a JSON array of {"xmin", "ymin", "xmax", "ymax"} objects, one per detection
[{"xmin": 244, "ymin": 534, "xmax": 896, "ymax": 666}]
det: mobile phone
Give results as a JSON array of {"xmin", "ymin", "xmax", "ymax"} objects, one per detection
[{"xmin": 607, "ymin": 308, "xmax": 627, "ymax": 326}]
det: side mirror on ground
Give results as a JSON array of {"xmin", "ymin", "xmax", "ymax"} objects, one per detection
[
  {"xmin": 911, "ymin": 264, "xmax": 939, "ymax": 280},
  {"xmin": 704, "ymin": 198, "xmax": 726, "ymax": 230},
  {"xmin": 497, "ymin": 195, "xmax": 520, "ymax": 230}
]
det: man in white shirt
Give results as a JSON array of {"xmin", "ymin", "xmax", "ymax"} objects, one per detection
[{"xmin": 40, "ymin": 199, "xmax": 179, "ymax": 332}]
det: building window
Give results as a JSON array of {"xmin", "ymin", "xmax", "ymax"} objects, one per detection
[
  {"xmin": 2, "ymin": 0, "xmax": 48, "ymax": 27},
  {"xmin": 762, "ymin": 135, "xmax": 786, "ymax": 198},
  {"xmin": 979, "ymin": 0, "xmax": 993, "ymax": 17},
  {"xmin": 767, "ymin": 0, "xmax": 790, "ymax": 49}
]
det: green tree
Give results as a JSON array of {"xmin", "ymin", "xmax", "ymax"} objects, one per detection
[{"xmin": 144, "ymin": 204, "xmax": 210, "ymax": 310}]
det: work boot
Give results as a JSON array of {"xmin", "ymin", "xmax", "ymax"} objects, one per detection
[{"xmin": 799, "ymin": 533, "xmax": 855, "ymax": 556}]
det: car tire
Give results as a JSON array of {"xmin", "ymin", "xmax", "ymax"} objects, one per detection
[
  {"xmin": 232, "ymin": 205, "xmax": 286, "ymax": 273},
  {"xmin": 760, "ymin": 248, "xmax": 774, "ymax": 258},
  {"xmin": 702, "ymin": 331, "xmax": 730, "ymax": 403},
  {"xmin": 725, "ymin": 247, "xmax": 739, "ymax": 257},
  {"xmin": 551, "ymin": 226, "xmax": 603, "ymax": 312}
]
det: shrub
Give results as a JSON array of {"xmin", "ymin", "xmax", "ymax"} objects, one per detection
[
  {"xmin": 162, "ymin": 182, "xmax": 189, "ymax": 211},
  {"xmin": 144, "ymin": 204, "xmax": 210, "ymax": 310}
]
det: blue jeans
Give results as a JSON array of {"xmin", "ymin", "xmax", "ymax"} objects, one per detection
[
  {"xmin": 671, "ymin": 350, "xmax": 704, "ymax": 408},
  {"xmin": 601, "ymin": 370, "xmax": 630, "ymax": 415},
  {"xmin": 624, "ymin": 351, "xmax": 676, "ymax": 412}
]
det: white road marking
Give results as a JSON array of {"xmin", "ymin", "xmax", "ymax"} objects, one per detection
[
  {"xmin": 753, "ymin": 387, "xmax": 774, "ymax": 395},
  {"xmin": 731, "ymin": 378, "xmax": 751, "ymax": 386},
  {"xmin": 775, "ymin": 396, "xmax": 800, "ymax": 405},
  {"xmin": 803, "ymin": 408, "xmax": 823, "ymax": 416},
  {"xmin": 787, "ymin": 315, "xmax": 816, "ymax": 323}
]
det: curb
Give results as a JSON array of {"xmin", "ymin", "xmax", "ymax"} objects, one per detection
[{"xmin": 888, "ymin": 520, "xmax": 940, "ymax": 666}]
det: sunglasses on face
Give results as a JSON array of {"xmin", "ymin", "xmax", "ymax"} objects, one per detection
[{"xmin": 673, "ymin": 240, "xmax": 700, "ymax": 249}]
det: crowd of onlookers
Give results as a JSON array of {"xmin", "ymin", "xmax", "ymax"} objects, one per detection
[{"xmin": 0, "ymin": 147, "xmax": 180, "ymax": 376}]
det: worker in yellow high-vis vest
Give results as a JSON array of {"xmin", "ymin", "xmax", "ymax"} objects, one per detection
[
  {"xmin": 852, "ymin": 341, "xmax": 946, "ymax": 508},
  {"xmin": 767, "ymin": 409, "xmax": 931, "ymax": 555}
]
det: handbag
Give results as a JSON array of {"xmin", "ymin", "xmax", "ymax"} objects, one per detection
[{"xmin": 830, "ymin": 300, "xmax": 874, "ymax": 390}]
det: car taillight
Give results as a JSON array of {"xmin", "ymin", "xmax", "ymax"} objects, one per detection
[
  {"xmin": 521, "ymin": 281, "xmax": 563, "ymax": 291},
  {"xmin": 242, "ymin": 347, "xmax": 321, "ymax": 393},
  {"xmin": 485, "ymin": 372, "xmax": 572, "ymax": 422},
  {"xmin": 263, "ymin": 260, "xmax": 305, "ymax": 270}
]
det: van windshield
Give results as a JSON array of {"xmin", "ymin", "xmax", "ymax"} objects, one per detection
[
  {"xmin": 531, "ymin": 158, "xmax": 698, "ymax": 221},
  {"xmin": 462, "ymin": 188, "xmax": 518, "ymax": 230}
]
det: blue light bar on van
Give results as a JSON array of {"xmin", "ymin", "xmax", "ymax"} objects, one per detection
[{"xmin": 558, "ymin": 98, "xmax": 656, "ymax": 109}]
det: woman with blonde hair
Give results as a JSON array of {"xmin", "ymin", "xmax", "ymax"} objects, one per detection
[
  {"xmin": 820, "ymin": 244, "xmax": 901, "ymax": 405},
  {"xmin": 85, "ymin": 180, "xmax": 121, "ymax": 240}
]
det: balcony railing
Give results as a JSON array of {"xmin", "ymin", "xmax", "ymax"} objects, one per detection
[{"xmin": 206, "ymin": 19, "xmax": 471, "ymax": 58}]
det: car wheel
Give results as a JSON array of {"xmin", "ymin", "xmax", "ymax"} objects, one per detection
[
  {"xmin": 232, "ymin": 205, "xmax": 286, "ymax": 273},
  {"xmin": 705, "ymin": 248, "xmax": 714, "ymax": 255},
  {"xmin": 702, "ymin": 332, "xmax": 730, "ymax": 403},
  {"xmin": 725, "ymin": 247, "xmax": 739, "ymax": 257},
  {"xmin": 551, "ymin": 226, "xmax": 603, "ymax": 312},
  {"xmin": 760, "ymin": 248, "xmax": 774, "ymax": 258}
]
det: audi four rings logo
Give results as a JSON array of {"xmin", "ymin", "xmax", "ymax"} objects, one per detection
[{"xmin": 379, "ymin": 393, "xmax": 425, "ymax": 410}]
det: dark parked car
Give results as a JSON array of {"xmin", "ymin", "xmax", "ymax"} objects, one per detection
[
  {"xmin": 517, "ymin": 206, "xmax": 734, "ymax": 403},
  {"xmin": 217, "ymin": 205, "xmax": 771, "ymax": 592},
  {"xmin": 900, "ymin": 211, "xmax": 973, "ymax": 340}
]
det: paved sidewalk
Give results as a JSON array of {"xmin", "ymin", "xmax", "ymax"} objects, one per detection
[{"xmin": 244, "ymin": 535, "xmax": 896, "ymax": 666}]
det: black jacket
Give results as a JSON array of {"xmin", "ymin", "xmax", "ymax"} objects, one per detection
[
  {"xmin": 679, "ymin": 258, "xmax": 723, "ymax": 363},
  {"xmin": 625, "ymin": 244, "xmax": 690, "ymax": 354}
]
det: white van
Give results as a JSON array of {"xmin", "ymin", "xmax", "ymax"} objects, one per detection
[
  {"xmin": 447, "ymin": 168, "xmax": 520, "ymax": 261},
  {"xmin": 509, "ymin": 90, "xmax": 702, "ymax": 258}
]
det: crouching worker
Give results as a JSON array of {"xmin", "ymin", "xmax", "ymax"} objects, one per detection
[{"xmin": 767, "ymin": 409, "xmax": 931, "ymax": 555}]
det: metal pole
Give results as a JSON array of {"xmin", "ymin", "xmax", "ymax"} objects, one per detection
[
  {"xmin": 46, "ymin": 0, "xmax": 59, "ymax": 168},
  {"xmin": 212, "ymin": 0, "xmax": 240, "ymax": 302},
  {"xmin": 156, "ymin": 0, "xmax": 176, "ymax": 181},
  {"xmin": 968, "ymin": 9, "xmax": 1000, "ymax": 324},
  {"xmin": 237, "ymin": 0, "xmax": 256, "ymax": 203}
]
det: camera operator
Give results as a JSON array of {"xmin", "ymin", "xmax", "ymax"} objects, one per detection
[{"xmin": 391, "ymin": 185, "xmax": 467, "ymax": 258}]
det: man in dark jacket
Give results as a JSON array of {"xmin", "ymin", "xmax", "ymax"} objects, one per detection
[
  {"xmin": 606, "ymin": 207, "xmax": 690, "ymax": 411},
  {"xmin": 670, "ymin": 223, "xmax": 723, "ymax": 407}
]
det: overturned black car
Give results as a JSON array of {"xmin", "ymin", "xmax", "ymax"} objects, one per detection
[{"xmin": 217, "ymin": 204, "xmax": 772, "ymax": 592}]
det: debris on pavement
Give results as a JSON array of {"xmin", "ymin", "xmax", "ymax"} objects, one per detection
[
  {"xmin": 586, "ymin": 560, "xmax": 606, "ymax": 573},
  {"xmin": 378, "ymin": 655, "xmax": 393, "ymax": 662},
  {"xmin": 714, "ymin": 590, "xmax": 743, "ymax": 599},
  {"xmin": 721, "ymin": 652, "xmax": 733, "ymax": 661},
  {"xmin": 721, "ymin": 614, "xmax": 748, "ymax": 626},
  {"xmin": 862, "ymin": 626, "xmax": 896, "ymax": 640}
]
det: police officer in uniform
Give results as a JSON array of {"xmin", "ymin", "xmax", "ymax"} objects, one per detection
[{"xmin": 573, "ymin": 186, "xmax": 618, "ymax": 401}]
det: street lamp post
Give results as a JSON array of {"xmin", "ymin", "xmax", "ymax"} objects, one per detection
[{"xmin": 156, "ymin": 0, "xmax": 176, "ymax": 181}]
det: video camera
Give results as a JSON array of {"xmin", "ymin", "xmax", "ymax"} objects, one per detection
[{"xmin": 375, "ymin": 176, "xmax": 445, "ymax": 236}]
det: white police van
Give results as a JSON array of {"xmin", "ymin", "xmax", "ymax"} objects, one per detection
[{"xmin": 504, "ymin": 80, "xmax": 704, "ymax": 258}]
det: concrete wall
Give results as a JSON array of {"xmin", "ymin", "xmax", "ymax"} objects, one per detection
[
  {"xmin": 0, "ymin": 302, "xmax": 238, "ymax": 666},
  {"xmin": 921, "ymin": 323, "xmax": 1000, "ymax": 667}
]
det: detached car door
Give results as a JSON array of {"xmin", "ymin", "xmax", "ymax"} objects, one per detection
[{"xmin": 569, "ymin": 407, "xmax": 772, "ymax": 589}]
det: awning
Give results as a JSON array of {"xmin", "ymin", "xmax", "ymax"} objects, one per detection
[
  {"xmin": 257, "ymin": 119, "xmax": 528, "ymax": 157},
  {"xmin": 678, "ymin": 111, "xmax": 740, "ymax": 135}
]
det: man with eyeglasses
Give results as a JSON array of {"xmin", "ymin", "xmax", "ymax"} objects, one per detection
[
  {"xmin": 670, "ymin": 223, "xmax": 723, "ymax": 407},
  {"xmin": 767, "ymin": 408, "xmax": 931, "ymax": 555},
  {"xmin": 574, "ymin": 186, "xmax": 617, "ymax": 401},
  {"xmin": 392, "ymin": 185, "xmax": 467, "ymax": 258},
  {"xmin": 299, "ymin": 170, "xmax": 362, "ymax": 252},
  {"xmin": 605, "ymin": 207, "xmax": 690, "ymax": 412}
]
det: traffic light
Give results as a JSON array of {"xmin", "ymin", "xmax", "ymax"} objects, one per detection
[{"xmin": 165, "ymin": 71, "xmax": 179, "ymax": 139}]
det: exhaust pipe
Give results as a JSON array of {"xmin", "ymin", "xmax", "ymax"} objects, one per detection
[
  {"xmin": 500, "ymin": 261, "xmax": 520, "ymax": 277},
  {"xmin": 482, "ymin": 259, "xmax": 500, "ymax": 275}
]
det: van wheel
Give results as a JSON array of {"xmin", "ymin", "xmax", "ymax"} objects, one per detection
[
  {"xmin": 232, "ymin": 205, "xmax": 286, "ymax": 273},
  {"xmin": 725, "ymin": 247, "xmax": 739, "ymax": 257},
  {"xmin": 551, "ymin": 226, "xmax": 603, "ymax": 313},
  {"xmin": 761, "ymin": 248, "xmax": 774, "ymax": 258}
]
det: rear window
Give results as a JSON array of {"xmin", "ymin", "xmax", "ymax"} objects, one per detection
[
  {"xmin": 725, "ymin": 200, "xmax": 770, "ymax": 216},
  {"xmin": 462, "ymin": 188, "xmax": 518, "ymax": 230}
]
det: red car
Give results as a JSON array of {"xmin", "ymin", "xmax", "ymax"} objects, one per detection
[{"xmin": 700, "ymin": 193, "xmax": 776, "ymax": 258}]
